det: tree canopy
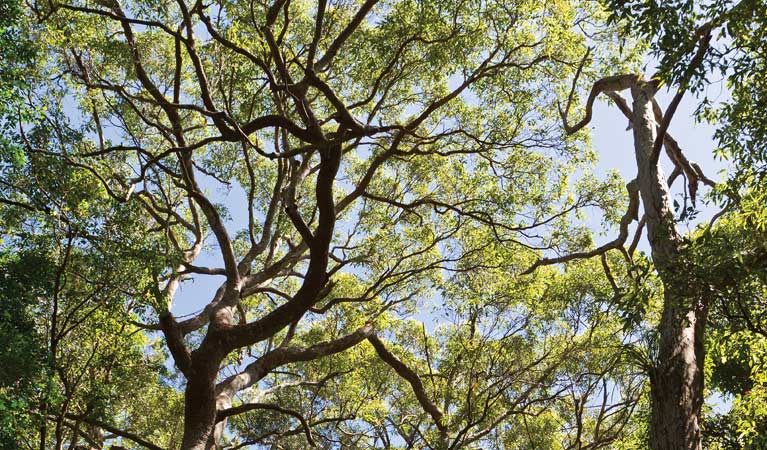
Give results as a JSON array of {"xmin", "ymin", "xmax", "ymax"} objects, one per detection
[{"xmin": 1, "ymin": 0, "xmax": 765, "ymax": 449}]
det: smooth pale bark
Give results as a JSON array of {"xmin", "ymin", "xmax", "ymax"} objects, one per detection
[{"xmin": 630, "ymin": 82, "xmax": 705, "ymax": 450}]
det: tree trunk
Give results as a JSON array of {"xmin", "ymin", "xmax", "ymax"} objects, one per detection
[
  {"xmin": 180, "ymin": 356, "xmax": 221, "ymax": 450},
  {"xmin": 649, "ymin": 287, "xmax": 705, "ymax": 450},
  {"xmin": 630, "ymin": 81, "xmax": 705, "ymax": 450}
]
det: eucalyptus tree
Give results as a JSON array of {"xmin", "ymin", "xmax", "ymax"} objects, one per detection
[
  {"xmin": 553, "ymin": 69, "xmax": 717, "ymax": 450},
  {"xmin": 604, "ymin": 0, "xmax": 767, "ymax": 201},
  {"xmin": 536, "ymin": 1, "xmax": 767, "ymax": 449},
  {"xmin": 1, "ymin": 0, "xmax": 649, "ymax": 448}
]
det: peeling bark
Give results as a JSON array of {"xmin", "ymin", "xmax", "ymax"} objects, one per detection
[
  {"xmin": 558, "ymin": 74, "xmax": 709, "ymax": 450},
  {"xmin": 630, "ymin": 81, "xmax": 705, "ymax": 450}
]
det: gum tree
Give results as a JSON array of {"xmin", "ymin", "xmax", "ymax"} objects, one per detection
[
  {"xmin": 1, "ymin": 0, "xmax": 647, "ymax": 448},
  {"xmin": 545, "ymin": 0, "xmax": 767, "ymax": 448}
]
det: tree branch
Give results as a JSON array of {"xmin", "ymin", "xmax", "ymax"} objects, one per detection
[{"xmin": 368, "ymin": 335, "xmax": 446, "ymax": 436}]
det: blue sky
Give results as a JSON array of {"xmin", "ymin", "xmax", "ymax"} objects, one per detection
[{"xmin": 592, "ymin": 85, "xmax": 729, "ymax": 215}]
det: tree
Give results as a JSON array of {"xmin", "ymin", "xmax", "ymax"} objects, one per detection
[
  {"xmin": 7, "ymin": 0, "xmax": 767, "ymax": 448},
  {"xmin": 1, "ymin": 100, "xmax": 186, "ymax": 449},
  {"xmin": 701, "ymin": 211, "xmax": 767, "ymax": 449},
  {"xmin": 0, "ymin": 1, "xmax": 48, "ymax": 447},
  {"xmin": 547, "ymin": 1, "xmax": 767, "ymax": 449},
  {"xmin": 555, "ymin": 72, "xmax": 717, "ymax": 450},
  {"xmin": 1, "ymin": 0, "xmax": 654, "ymax": 448}
]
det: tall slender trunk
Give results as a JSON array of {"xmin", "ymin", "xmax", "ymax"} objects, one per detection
[{"xmin": 630, "ymin": 82, "xmax": 705, "ymax": 450}]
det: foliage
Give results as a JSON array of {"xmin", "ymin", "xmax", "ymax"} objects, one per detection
[
  {"xmin": 605, "ymin": 0, "xmax": 767, "ymax": 197},
  {"xmin": 1, "ymin": 0, "xmax": 647, "ymax": 447},
  {"xmin": 0, "ymin": 251, "xmax": 49, "ymax": 449},
  {"xmin": 5, "ymin": 0, "xmax": 766, "ymax": 448},
  {"xmin": 692, "ymin": 203, "xmax": 767, "ymax": 449},
  {"xmin": 601, "ymin": 1, "xmax": 767, "ymax": 447}
]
